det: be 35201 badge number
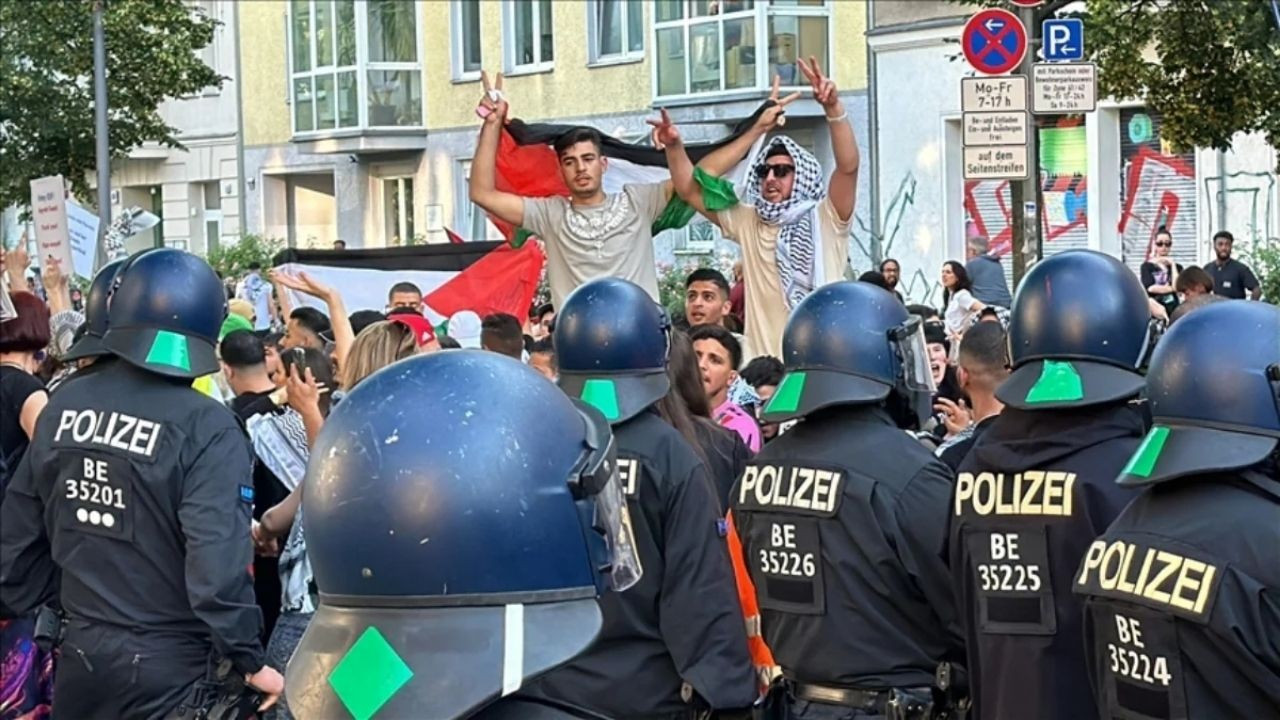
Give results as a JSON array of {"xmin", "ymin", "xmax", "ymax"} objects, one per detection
[{"xmin": 62, "ymin": 457, "xmax": 130, "ymax": 539}]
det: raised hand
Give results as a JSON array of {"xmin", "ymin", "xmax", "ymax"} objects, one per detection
[
  {"xmin": 476, "ymin": 70, "xmax": 509, "ymax": 125},
  {"xmin": 797, "ymin": 56, "xmax": 839, "ymax": 111},
  {"xmin": 646, "ymin": 108, "xmax": 681, "ymax": 150},
  {"xmin": 270, "ymin": 269, "xmax": 334, "ymax": 300},
  {"xmin": 757, "ymin": 74, "xmax": 802, "ymax": 130}
]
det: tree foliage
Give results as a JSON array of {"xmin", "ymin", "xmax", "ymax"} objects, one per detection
[
  {"xmin": 206, "ymin": 234, "xmax": 283, "ymax": 282},
  {"xmin": 0, "ymin": 0, "xmax": 222, "ymax": 211},
  {"xmin": 952, "ymin": 0, "xmax": 1280, "ymax": 165}
]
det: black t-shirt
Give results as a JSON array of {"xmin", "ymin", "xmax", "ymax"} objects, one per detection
[
  {"xmin": 0, "ymin": 366, "xmax": 45, "ymax": 488},
  {"xmin": 1140, "ymin": 260, "xmax": 1183, "ymax": 312},
  {"xmin": 1204, "ymin": 259, "xmax": 1259, "ymax": 299}
]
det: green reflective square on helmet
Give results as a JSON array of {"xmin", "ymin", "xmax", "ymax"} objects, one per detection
[
  {"xmin": 766, "ymin": 371, "xmax": 807, "ymax": 414},
  {"xmin": 328, "ymin": 626, "xmax": 414, "ymax": 720},
  {"xmin": 144, "ymin": 330, "xmax": 191, "ymax": 372},
  {"xmin": 1122, "ymin": 425, "xmax": 1171, "ymax": 479},
  {"xmin": 580, "ymin": 379, "xmax": 620, "ymax": 421},
  {"xmin": 1024, "ymin": 360, "xmax": 1084, "ymax": 404}
]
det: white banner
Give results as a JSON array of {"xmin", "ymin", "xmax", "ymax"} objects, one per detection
[
  {"xmin": 65, "ymin": 200, "xmax": 100, "ymax": 279},
  {"xmin": 30, "ymin": 175, "xmax": 74, "ymax": 276}
]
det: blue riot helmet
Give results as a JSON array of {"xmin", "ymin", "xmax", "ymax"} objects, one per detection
[
  {"xmin": 555, "ymin": 277, "xmax": 671, "ymax": 425},
  {"xmin": 997, "ymin": 250, "xmax": 1152, "ymax": 410},
  {"xmin": 761, "ymin": 281, "xmax": 936, "ymax": 428},
  {"xmin": 62, "ymin": 257, "xmax": 130, "ymax": 361},
  {"xmin": 286, "ymin": 351, "xmax": 642, "ymax": 720},
  {"xmin": 1118, "ymin": 301, "xmax": 1280, "ymax": 487},
  {"xmin": 101, "ymin": 248, "xmax": 226, "ymax": 378}
]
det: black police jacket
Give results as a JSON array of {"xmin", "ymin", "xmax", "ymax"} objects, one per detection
[
  {"xmin": 0, "ymin": 359, "xmax": 265, "ymax": 675},
  {"xmin": 520, "ymin": 409, "xmax": 757, "ymax": 716},
  {"xmin": 1074, "ymin": 466, "xmax": 1280, "ymax": 719},
  {"xmin": 732, "ymin": 404, "xmax": 964, "ymax": 689},
  {"xmin": 949, "ymin": 402, "xmax": 1146, "ymax": 720}
]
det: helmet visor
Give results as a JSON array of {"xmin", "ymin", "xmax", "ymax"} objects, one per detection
[
  {"xmin": 570, "ymin": 402, "xmax": 643, "ymax": 593},
  {"xmin": 892, "ymin": 317, "xmax": 937, "ymax": 394}
]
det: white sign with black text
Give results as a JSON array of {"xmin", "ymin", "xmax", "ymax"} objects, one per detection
[{"xmin": 1033, "ymin": 63, "xmax": 1097, "ymax": 114}]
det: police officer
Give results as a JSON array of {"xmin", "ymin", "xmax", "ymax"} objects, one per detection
[
  {"xmin": 949, "ymin": 250, "xmax": 1152, "ymax": 719},
  {"xmin": 58, "ymin": 256, "xmax": 129, "ymax": 367},
  {"xmin": 285, "ymin": 350, "xmax": 642, "ymax": 719},
  {"xmin": 523, "ymin": 277, "xmax": 757, "ymax": 718},
  {"xmin": 0, "ymin": 248, "xmax": 282, "ymax": 718},
  {"xmin": 1074, "ymin": 300, "xmax": 1280, "ymax": 718},
  {"xmin": 734, "ymin": 280, "xmax": 964, "ymax": 719}
]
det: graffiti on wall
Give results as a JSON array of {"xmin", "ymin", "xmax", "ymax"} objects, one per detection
[
  {"xmin": 851, "ymin": 172, "xmax": 943, "ymax": 305},
  {"xmin": 1203, "ymin": 170, "xmax": 1277, "ymax": 247},
  {"xmin": 1118, "ymin": 109, "xmax": 1198, "ymax": 271}
]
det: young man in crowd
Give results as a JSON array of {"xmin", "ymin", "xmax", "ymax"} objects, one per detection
[
  {"xmin": 219, "ymin": 330, "xmax": 293, "ymax": 642},
  {"xmin": 690, "ymin": 325, "xmax": 761, "ymax": 453},
  {"xmin": 481, "ymin": 312, "xmax": 525, "ymax": 360},
  {"xmin": 655, "ymin": 58, "xmax": 859, "ymax": 358},
  {"xmin": 880, "ymin": 257, "xmax": 905, "ymax": 302},
  {"xmin": 469, "ymin": 71, "xmax": 790, "ymax": 307},
  {"xmin": 387, "ymin": 282, "xmax": 424, "ymax": 314},
  {"xmin": 1204, "ymin": 230, "xmax": 1261, "ymax": 300},
  {"xmin": 740, "ymin": 355, "xmax": 784, "ymax": 442},
  {"xmin": 934, "ymin": 321, "xmax": 1009, "ymax": 471},
  {"xmin": 282, "ymin": 307, "xmax": 330, "ymax": 351},
  {"xmin": 1175, "ymin": 265, "xmax": 1214, "ymax": 300},
  {"xmin": 526, "ymin": 337, "xmax": 556, "ymax": 381}
]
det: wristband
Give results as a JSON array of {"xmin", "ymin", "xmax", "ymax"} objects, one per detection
[{"xmin": 825, "ymin": 111, "xmax": 848, "ymax": 124}]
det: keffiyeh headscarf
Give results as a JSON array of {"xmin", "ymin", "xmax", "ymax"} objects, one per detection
[{"xmin": 746, "ymin": 136, "xmax": 827, "ymax": 309}]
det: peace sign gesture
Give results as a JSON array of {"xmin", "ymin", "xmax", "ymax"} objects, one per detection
[
  {"xmin": 797, "ymin": 56, "xmax": 839, "ymax": 111},
  {"xmin": 646, "ymin": 108, "xmax": 680, "ymax": 150},
  {"xmin": 756, "ymin": 74, "xmax": 801, "ymax": 131},
  {"xmin": 476, "ymin": 70, "xmax": 509, "ymax": 125}
]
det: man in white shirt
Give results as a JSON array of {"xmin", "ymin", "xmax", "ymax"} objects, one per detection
[
  {"xmin": 468, "ymin": 71, "xmax": 788, "ymax": 308},
  {"xmin": 653, "ymin": 58, "xmax": 860, "ymax": 359}
]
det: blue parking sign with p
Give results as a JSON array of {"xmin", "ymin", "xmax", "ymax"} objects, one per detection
[{"xmin": 1043, "ymin": 19, "xmax": 1084, "ymax": 62}]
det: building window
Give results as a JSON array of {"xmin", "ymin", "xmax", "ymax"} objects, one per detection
[
  {"xmin": 654, "ymin": 0, "xmax": 829, "ymax": 100},
  {"xmin": 669, "ymin": 217, "xmax": 720, "ymax": 254},
  {"xmin": 458, "ymin": 160, "xmax": 506, "ymax": 242},
  {"xmin": 452, "ymin": 0, "xmax": 483, "ymax": 80},
  {"xmin": 503, "ymin": 0, "xmax": 554, "ymax": 74},
  {"xmin": 288, "ymin": 0, "xmax": 422, "ymax": 134},
  {"xmin": 382, "ymin": 177, "xmax": 416, "ymax": 246},
  {"xmin": 202, "ymin": 182, "xmax": 223, "ymax": 253},
  {"xmin": 589, "ymin": 0, "xmax": 645, "ymax": 64}
]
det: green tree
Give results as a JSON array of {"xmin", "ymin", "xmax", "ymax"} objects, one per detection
[
  {"xmin": 206, "ymin": 234, "xmax": 283, "ymax": 282},
  {"xmin": 952, "ymin": 0, "xmax": 1280, "ymax": 167},
  {"xmin": 0, "ymin": 0, "xmax": 222, "ymax": 210}
]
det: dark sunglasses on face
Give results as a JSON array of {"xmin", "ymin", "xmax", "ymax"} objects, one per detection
[
  {"xmin": 755, "ymin": 164, "xmax": 795, "ymax": 180},
  {"xmin": 1155, "ymin": 241, "xmax": 1171, "ymax": 247}
]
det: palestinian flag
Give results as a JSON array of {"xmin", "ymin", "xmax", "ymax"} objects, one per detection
[
  {"xmin": 273, "ymin": 241, "xmax": 546, "ymax": 330},
  {"xmin": 493, "ymin": 103, "xmax": 771, "ymax": 246}
]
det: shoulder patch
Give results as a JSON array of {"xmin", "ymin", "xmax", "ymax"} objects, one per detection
[{"xmin": 239, "ymin": 484, "xmax": 254, "ymax": 504}]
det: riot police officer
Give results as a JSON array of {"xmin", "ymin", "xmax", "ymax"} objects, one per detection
[
  {"xmin": 733, "ymin": 280, "xmax": 964, "ymax": 719},
  {"xmin": 1074, "ymin": 300, "xmax": 1280, "ymax": 718},
  {"xmin": 522, "ymin": 277, "xmax": 756, "ymax": 718},
  {"xmin": 285, "ymin": 350, "xmax": 642, "ymax": 719},
  {"xmin": 0, "ymin": 248, "xmax": 282, "ymax": 718},
  {"xmin": 59, "ymin": 256, "xmax": 129, "ymax": 366},
  {"xmin": 949, "ymin": 250, "xmax": 1152, "ymax": 719}
]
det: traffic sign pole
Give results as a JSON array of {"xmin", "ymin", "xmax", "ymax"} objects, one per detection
[{"xmin": 1010, "ymin": 4, "xmax": 1042, "ymax": 284}]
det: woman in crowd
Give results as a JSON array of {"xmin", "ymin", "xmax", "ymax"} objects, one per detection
[
  {"xmin": 0, "ymin": 290, "xmax": 55, "ymax": 720},
  {"xmin": 1140, "ymin": 227, "xmax": 1182, "ymax": 315},
  {"xmin": 941, "ymin": 260, "xmax": 984, "ymax": 347}
]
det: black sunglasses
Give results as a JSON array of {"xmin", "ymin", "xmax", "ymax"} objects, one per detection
[
  {"xmin": 1155, "ymin": 241, "xmax": 1172, "ymax": 247},
  {"xmin": 754, "ymin": 164, "xmax": 795, "ymax": 180}
]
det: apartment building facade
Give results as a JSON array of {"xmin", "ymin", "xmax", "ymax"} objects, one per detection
[{"xmin": 237, "ymin": 0, "xmax": 871, "ymax": 263}]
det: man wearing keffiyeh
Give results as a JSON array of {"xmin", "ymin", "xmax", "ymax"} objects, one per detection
[{"xmin": 653, "ymin": 57, "xmax": 861, "ymax": 359}]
